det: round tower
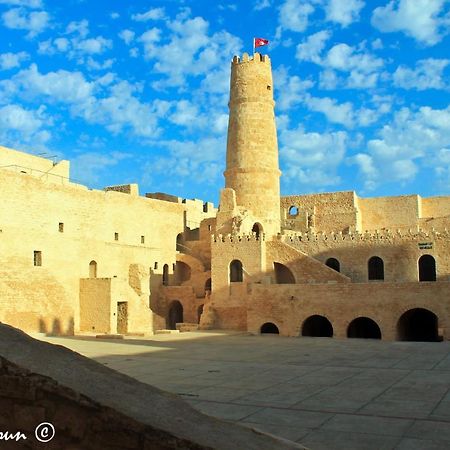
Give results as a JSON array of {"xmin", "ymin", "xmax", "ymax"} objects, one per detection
[{"xmin": 224, "ymin": 52, "xmax": 281, "ymax": 236}]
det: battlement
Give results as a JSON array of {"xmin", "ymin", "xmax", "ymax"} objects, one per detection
[
  {"xmin": 231, "ymin": 52, "xmax": 270, "ymax": 66},
  {"xmin": 280, "ymin": 228, "xmax": 448, "ymax": 244},
  {"xmin": 212, "ymin": 233, "xmax": 265, "ymax": 244}
]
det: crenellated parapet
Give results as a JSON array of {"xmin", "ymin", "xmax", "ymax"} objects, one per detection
[
  {"xmin": 280, "ymin": 228, "xmax": 449, "ymax": 244},
  {"xmin": 231, "ymin": 52, "xmax": 270, "ymax": 66},
  {"xmin": 212, "ymin": 233, "xmax": 265, "ymax": 244}
]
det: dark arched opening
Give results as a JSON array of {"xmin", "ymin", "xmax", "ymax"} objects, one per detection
[
  {"xmin": 175, "ymin": 261, "xmax": 191, "ymax": 284},
  {"xmin": 260, "ymin": 322, "xmax": 279, "ymax": 334},
  {"xmin": 325, "ymin": 257, "xmax": 340, "ymax": 272},
  {"xmin": 368, "ymin": 256, "xmax": 384, "ymax": 280},
  {"xmin": 274, "ymin": 262, "xmax": 295, "ymax": 284},
  {"xmin": 205, "ymin": 278, "xmax": 212, "ymax": 292},
  {"xmin": 418, "ymin": 255, "xmax": 436, "ymax": 281},
  {"xmin": 252, "ymin": 222, "xmax": 263, "ymax": 239},
  {"xmin": 302, "ymin": 315, "xmax": 333, "ymax": 337},
  {"xmin": 397, "ymin": 308, "xmax": 439, "ymax": 342},
  {"xmin": 230, "ymin": 259, "xmax": 243, "ymax": 282},
  {"xmin": 347, "ymin": 317, "xmax": 381, "ymax": 339},
  {"xmin": 89, "ymin": 260, "xmax": 97, "ymax": 278},
  {"xmin": 288, "ymin": 206, "xmax": 299, "ymax": 216},
  {"xmin": 167, "ymin": 301, "xmax": 183, "ymax": 330},
  {"xmin": 162, "ymin": 264, "xmax": 169, "ymax": 286},
  {"xmin": 197, "ymin": 304, "xmax": 204, "ymax": 324},
  {"xmin": 176, "ymin": 233, "xmax": 183, "ymax": 252}
]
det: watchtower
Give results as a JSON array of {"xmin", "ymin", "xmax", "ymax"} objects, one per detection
[{"xmin": 224, "ymin": 52, "xmax": 281, "ymax": 236}]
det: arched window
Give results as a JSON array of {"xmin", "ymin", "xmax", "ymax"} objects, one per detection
[
  {"xmin": 252, "ymin": 223, "xmax": 263, "ymax": 239},
  {"xmin": 368, "ymin": 256, "xmax": 384, "ymax": 280},
  {"xmin": 89, "ymin": 260, "xmax": 97, "ymax": 278},
  {"xmin": 175, "ymin": 261, "xmax": 191, "ymax": 284},
  {"xmin": 418, "ymin": 255, "xmax": 436, "ymax": 281},
  {"xmin": 176, "ymin": 233, "xmax": 183, "ymax": 252},
  {"xmin": 274, "ymin": 262, "xmax": 295, "ymax": 284},
  {"xmin": 288, "ymin": 206, "xmax": 299, "ymax": 216},
  {"xmin": 325, "ymin": 258, "xmax": 340, "ymax": 272},
  {"xmin": 230, "ymin": 260, "xmax": 243, "ymax": 282},
  {"xmin": 162, "ymin": 264, "xmax": 169, "ymax": 286}
]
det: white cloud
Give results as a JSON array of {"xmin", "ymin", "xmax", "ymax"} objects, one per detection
[
  {"xmin": 325, "ymin": 0, "xmax": 365, "ymax": 27},
  {"xmin": 0, "ymin": 51, "xmax": 28, "ymax": 70},
  {"xmin": 278, "ymin": 0, "xmax": 315, "ymax": 32},
  {"xmin": 354, "ymin": 105, "xmax": 450, "ymax": 190},
  {"xmin": 119, "ymin": 29, "xmax": 135, "ymax": 45},
  {"xmin": 2, "ymin": 7, "xmax": 49, "ymax": 37},
  {"xmin": 131, "ymin": 7, "xmax": 165, "ymax": 22},
  {"xmin": 280, "ymin": 126, "xmax": 348, "ymax": 187},
  {"xmin": 66, "ymin": 19, "xmax": 89, "ymax": 38},
  {"xmin": 371, "ymin": 0, "xmax": 449, "ymax": 46},
  {"xmin": 110, "ymin": 12, "xmax": 119, "ymax": 19},
  {"xmin": 0, "ymin": 0, "xmax": 42, "ymax": 8},
  {"xmin": 296, "ymin": 30, "xmax": 332, "ymax": 64},
  {"xmin": 254, "ymin": 0, "xmax": 271, "ymax": 10},
  {"xmin": 393, "ymin": 58, "xmax": 450, "ymax": 90},
  {"xmin": 305, "ymin": 95, "xmax": 356, "ymax": 127},
  {"xmin": 273, "ymin": 65, "xmax": 314, "ymax": 111}
]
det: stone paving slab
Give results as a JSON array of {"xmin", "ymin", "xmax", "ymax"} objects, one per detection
[{"xmin": 34, "ymin": 332, "xmax": 450, "ymax": 449}]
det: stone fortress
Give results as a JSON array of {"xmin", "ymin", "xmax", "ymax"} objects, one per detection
[{"xmin": 1, "ymin": 52, "xmax": 449, "ymax": 342}]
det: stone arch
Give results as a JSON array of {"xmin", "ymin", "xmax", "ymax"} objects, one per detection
[
  {"xmin": 252, "ymin": 222, "xmax": 263, "ymax": 239},
  {"xmin": 230, "ymin": 259, "xmax": 243, "ymax": 282},
  {"xmin": 418, "ymin": 255, "xmax": 436, "ymax": 281},
  {"xmin": 347, "ymin": 317, "xmax": 381, "ymax": 339},
  {"xmin": 260, "ymin": 322, "xmax": 280, "ymax": 334},
  {"xmin": 288, "ymin": 206, "xmax": 299, "ymax": 216},
  {"xmin": 175, "ymin": 261, "xmax": 191, "ymax": 284},
  {"xmin": 301, "ymin": 315, "xmax": 333, "ymax": 337},
  {"xmin": 325, "ymin": 257, "xmax": 340, "ymax": 272},
  {"xmin": 368, "ymin": 256, "xmax": 384, "ymax": 280},
  {"xmin": 273, "ymin": 262, "xmax": 295, "ymax": 284},
  {"xmin": 197, "ymin": 304, "xmax": 204, "ymax": 324},
  {"xmin": 89, "ymin": 260, "xmax": 97, "ymax": 278},
  {"xmin": 162, "ymin": 264, "xmax": 169, "ymax": 286},
  {"xmin": 167, "ymin": 300, "xmax": 183, "ymax": 330},
  {"xmin": 397, "ymin": 308, "xmax": 439, "ymax": 342}
]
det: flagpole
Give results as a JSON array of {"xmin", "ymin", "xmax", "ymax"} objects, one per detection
[{"xmin": 253, "ymin": 38, "xmax": 255, "ymax": 55}]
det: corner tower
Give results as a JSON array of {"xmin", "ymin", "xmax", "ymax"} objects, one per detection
[{"xmin": 224, "ymin": 52, "xmax": 281, "ymax": 236}]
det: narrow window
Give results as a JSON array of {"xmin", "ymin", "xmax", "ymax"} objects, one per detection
[
  {"xmin": 162, "ymin": 264, "xmax": 169, "ymax": 286},
  {"xmin": 368, "ymin": 256, "xmax": 384, "ymax": 280},
  {"xmin": 230, "ymin": 260, "xmax": 243, "ymax": 282},
  {"xmin": 154, "ymin": 262, "xmax": 158, "ymax": 270},
  {"xmin": 58, "ymin": 222, "xmax": 64, "ymax": 233},
  {"xmin": 89, "ymin": 260, "xmax": 97, "ymax": 278},
  {"xmin": 34, "ymin": 251, "xmax": 42, "ymax": 266},
  {"xmin": 418, "ymin": 255, "xmax": 436, "ymax": 281},
  {"xmin": 114, "ymin": 232, "xmax": 119, "ymax": 241},
  {"xmin": 141, "ymin": 235, "xmax": 145, "ymax": 244}
]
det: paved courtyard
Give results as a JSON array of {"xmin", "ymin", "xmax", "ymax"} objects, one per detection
[{"xmin": 36, "ymin": 332, "xmax": 450, "ymax": 450}]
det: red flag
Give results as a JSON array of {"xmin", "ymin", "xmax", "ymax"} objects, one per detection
[{"xmin": 254, "ymin": 38, "xmax": 269, "ymax": 48}]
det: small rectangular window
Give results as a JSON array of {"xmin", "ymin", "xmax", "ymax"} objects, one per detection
[
  {"xmin": 154, "ymin": 262, "xmax": 158, "ymax": 270},
  {"xmin": 141, "ymin": 235, "xmax": 145, "ymax": 244},
  {"xmin": 59, "ymin": 222, "xmax": 64, "ymax": 232},
  {"xmin": 114, "ymin": 232, "xmax": 119, "ymax": 241},
  {"xmin": 34, "ymin": 251, "xmax": 42, "ymax": 266}
]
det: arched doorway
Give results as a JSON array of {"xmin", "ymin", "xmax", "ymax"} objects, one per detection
[
  {"xmin": 274, "ymin": 262, "xmax": 295, "ymax": 284},
  {"xmin": 229, "ymin": 260, "xmax": 243, "ymax": 282},
  {"xmin": 347, "ymin": 317, "xmax": 381, "ymax": 339},
  {"xmin": 162, "ymin": 264, "xmax": 169, "ymax": 286},
  {"xmin": 197, "ymin": 304, "xmax": 204, "ymax": 324},
  {"xmin": 167, "ymin": 301, "xmax": 183, "ymax": 330},
  {"xmin": 252, "ymin": 223, "xmax": 263, "ymax": 239},
  {"xmin": 397, "ymin": 308, "xmax": 439, "ymax": 341},
  {"xmin": 418, "ymin": 255, "xmax": 436, "ymax": 281},
  {"xmin": 260, "ymin": 322, "xmax": 279, "ymax": 334},
  {"xmin": 89, "ymin": 260, "xmax": 97, "ymax": 278},
  {"xmin": 302, "ymin": 315, "xmax": 333, "ymax": 337},
  {"xmin": 368, "ymin": 256, "xmax": 384, "ymax": 280},
  {"xmin": 325, "ymin": 258, "xmax": 340, "ymax": 272}
]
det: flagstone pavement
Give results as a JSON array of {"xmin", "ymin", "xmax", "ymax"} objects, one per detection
[{"xmin": 36, "ymin": 332, "xmax": 450, "ymax": 450}]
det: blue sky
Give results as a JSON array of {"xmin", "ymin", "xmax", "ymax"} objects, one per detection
[{"xmin": 0, "ymin": 0, "xmax": 449, "ymax": 204}]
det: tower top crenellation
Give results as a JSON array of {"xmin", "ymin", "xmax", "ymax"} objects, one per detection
[{"xmin": 231, "ymin": 52, "xmax": 271, "ymax": 66}]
